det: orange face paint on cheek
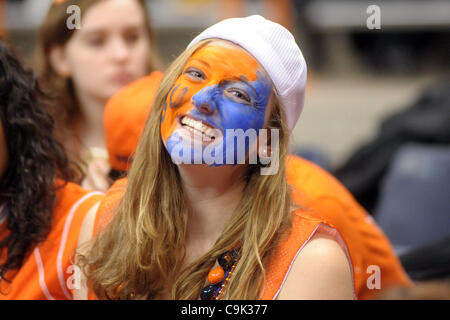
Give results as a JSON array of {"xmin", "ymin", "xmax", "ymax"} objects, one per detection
[{"xmin": 160, "ymin": 43, "xmax": 265, "ymax": 145}]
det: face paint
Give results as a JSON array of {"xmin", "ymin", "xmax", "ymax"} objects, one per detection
[{"xmin": 161, "ymin": 41, "xmax": 272, "ymax": 165}]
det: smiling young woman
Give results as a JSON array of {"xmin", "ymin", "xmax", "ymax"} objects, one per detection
[
  {"xmin": 161, "ymin": 40, "xmax": 275, "ymax": 168},
  {"xmin": 75, "ymin": 15, "xmax": 355, "ymax": 300}
]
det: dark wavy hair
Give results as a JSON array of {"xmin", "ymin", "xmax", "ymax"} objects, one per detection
[{"xmin": 0, "ymin": 40, "xmax": 83, "ymax": 284}]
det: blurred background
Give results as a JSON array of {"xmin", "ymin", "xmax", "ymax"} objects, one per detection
[
  {"xmin": 1, "ymin": 0, "xmax": 449, "ymax": 297},
  {"xmin": 2, "ymin": 0, "xmax": 449, "ymax": 166}
]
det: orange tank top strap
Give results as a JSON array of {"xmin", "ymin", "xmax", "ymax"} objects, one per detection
[
  {"xmin": 92, "ymin": 178, "xmax": 128, "ymax": 238},
  {"xmin": 260, "ymin": 209, "xmax": 356, "ymax": 300},
  {"xmin": 87, "ymin": 178, "xmax": 127, "ymax": 300}
]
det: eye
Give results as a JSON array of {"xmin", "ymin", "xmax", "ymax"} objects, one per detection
[
  {"xmin": 184, "ymin": 67, "xmax": 205, "ymax": 81},
  {"xmin": 86, "ymin": 34, "xmax": 106, "ymax": 47},
  {"xmin": 226, "ymin": 88, "xmax": 251, "ymax": 104},
  {"xmin": 123, "ymin": 30, "xmax": 140, "ymax": 45}
]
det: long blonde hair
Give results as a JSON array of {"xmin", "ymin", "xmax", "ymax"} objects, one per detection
[{"xmin": 80, "ymin": 40, "xmax": 293, "ymax": 299}]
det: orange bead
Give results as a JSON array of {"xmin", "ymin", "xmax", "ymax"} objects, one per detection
[{"xmin": 208, "ymin": 266, "xmax": 225, "ymax": 284}]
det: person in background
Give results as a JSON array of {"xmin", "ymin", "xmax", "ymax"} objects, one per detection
[
  {"xmin": 0, "ymin": 40, "xmax": 104, "ymax": 299},
  {"xmin": 103, "ymin": 71, "xmax": 163, "ymax": 183},
  {"xmin": 34, "ymin": 0, "xmax": 160, "ymax": 191}
]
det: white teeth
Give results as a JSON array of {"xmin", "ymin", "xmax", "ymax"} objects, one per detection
[
  {"xmin": 205, "ymin": 128, "xmax": 216, "ymax": 139},
  {"xmin": 194, "ymin": 121, "xmax": 203, "ymax": 131},
  {"xmin": 181, "ymin": 117, "xmax": 218, "ymax": 142},
  {"xmin": 202, "ymin": 124, "xmax": 211, "ymax": 132},
  {"xmin": 181, "ymin": 117, "xmax": 209, "ymax": 133}
]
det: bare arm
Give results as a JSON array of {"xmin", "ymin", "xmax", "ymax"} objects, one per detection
[
  {"xmin": 73, "ymin": 201, "xmax": 100, "ymax": 300},
  {"xmin": 277, "ymin": 232, "xmax": 355, "ymax": 300}
]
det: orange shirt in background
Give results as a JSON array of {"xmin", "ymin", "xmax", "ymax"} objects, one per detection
[
  {"xmin": 0, "ymin": 181, "xmax": 104, "ymax": 300},
  {"xmin": 284, "ymin": 155, "xmax": 412, "ymax": 299},
  {"xmin": 104, "ymin": 71, "xmax": 164, "ymax": 172}
]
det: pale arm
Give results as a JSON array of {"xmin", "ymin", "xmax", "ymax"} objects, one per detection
[{"xmin": 73, "ymin": 201, "xmax": 100, "ymax": 300}]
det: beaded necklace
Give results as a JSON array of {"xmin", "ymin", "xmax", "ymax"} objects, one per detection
[{"xmin": 200, "ymin": 248, "xmax": 239, "ymax": 300}]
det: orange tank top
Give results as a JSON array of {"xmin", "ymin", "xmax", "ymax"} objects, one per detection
[
  {"xmin": 0, "ymin": 181, "xmax": 104, "ymax": 300},
  {"xmin": 91, "ymin": 156, "xmax": 412, "ymax": 299},
  {"xmin": 260, "ymin": 210, "xmax": 354, "ymax": 299}
]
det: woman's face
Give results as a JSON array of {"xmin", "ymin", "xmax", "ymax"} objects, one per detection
[
  {"xmin": 161, "ymin": 40, "xmax": 272, "ymax": 165},
  {"xmin": 0, "ymin": 119, "xmax": 8, "ymax": 179},
  {"xmin": 61, "ymin": 0, "xmax": 150, "ymax": 102}
]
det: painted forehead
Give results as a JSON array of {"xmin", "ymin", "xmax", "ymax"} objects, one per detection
[{"xmin": 185, "ymin": 41, "xmax": 264, "ymax": 82}]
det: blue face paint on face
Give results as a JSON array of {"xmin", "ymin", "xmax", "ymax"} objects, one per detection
[{"xmin": 165, "ymin": 70, "xmax": 272, "ymax": 165}]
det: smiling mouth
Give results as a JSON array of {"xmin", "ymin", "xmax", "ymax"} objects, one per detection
[{"xmin": 179, "ymin": 115, "xmax": 219, "ymax": 142}]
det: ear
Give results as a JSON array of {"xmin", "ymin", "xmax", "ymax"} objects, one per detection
[
  {"xmin": 259, "ymin": 93, "xmax": 275, "ymax": 159},
  {"xmin": 257, "ymin": 128, "xmax": 272, "ymax": 159},
  {"xmin": 257, "ymin": 127, "xmax": 280, "ymax": 176},
  {"xmin": 49, "ymin": 45, "xmax": 71, "ymax": 78}
]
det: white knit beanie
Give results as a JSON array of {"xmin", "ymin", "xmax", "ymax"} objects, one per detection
[{"xmin": 187, "ymin": 15, "xmax": 307, "ymax": 131}]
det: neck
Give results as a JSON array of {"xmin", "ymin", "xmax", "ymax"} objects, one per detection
[
  {"xmin": 178, "ymin": 164, "xmax": 248, "ymax": 260},
  {"xmin": 76, "ymin": 91, "xmax": 107, "ymax": 151}
]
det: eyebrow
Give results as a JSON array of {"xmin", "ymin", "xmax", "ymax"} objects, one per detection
[
  {"xmin": 81, "ymin": 24, "xmax": 144, "ymax": 35},
  {"xmin": 188, "ymin": 58, "xmax": 261, "ymax": 95},
  {"xmin": 220, "ymin": 75, "xmax": 258, "ymax": 91},
  {"xmin": 234, "ymin": 75, "xmax": 258, "ymax": 96},
  {"xmin": 188, "ymin": 59, "xmax": 211, "ymax": 69}
]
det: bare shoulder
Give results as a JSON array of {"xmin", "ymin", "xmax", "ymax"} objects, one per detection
[
  {"xmin": 73, "ymin": 200, "xmax": 101, "ymax": 300},
  {"xmin": 276, "ymin": 232, "xmax": 355, "ymax": 300},
  {"xmin": 77, "ymin": 200, "xmax": 101, "ymax": 251}
]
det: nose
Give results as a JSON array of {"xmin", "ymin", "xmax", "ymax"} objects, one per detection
[
  {"xmin": 110, "ymin": 37, "xmax": 130, "ymax": 63},
  {"xmin": 192, "ymin": 85, "xmax": 218, "ymax": 115}
]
